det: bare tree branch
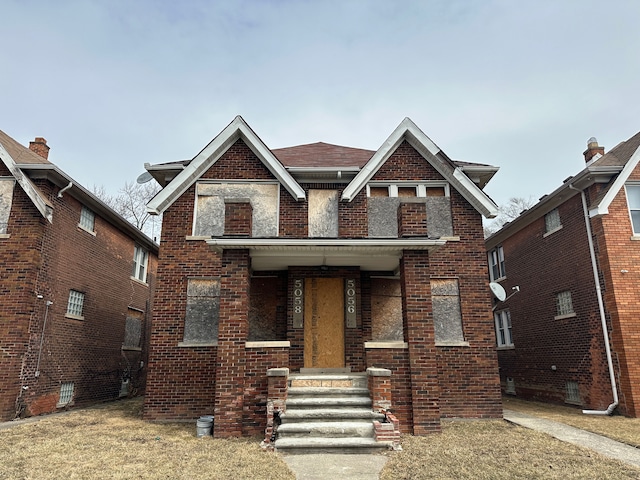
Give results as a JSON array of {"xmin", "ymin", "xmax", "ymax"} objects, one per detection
[{"xmin": 484, "ymin": 196, "xmax": 535, "ymax": 238}]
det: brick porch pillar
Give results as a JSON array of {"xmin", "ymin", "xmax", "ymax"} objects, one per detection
[
  {"xmin": 367, "ymin": 367, "xmax": 392, "ymax": 412},
  {"xmin": 261, "ymin": 367, "xmax": 289, "ymax": 448},
  {"xmin": 400, "ymin": 250, "xmax": 441, "ymax": 434},
  {"xmin": 214, "ymin": 249, "xmax": 250, "ymax": 438}
]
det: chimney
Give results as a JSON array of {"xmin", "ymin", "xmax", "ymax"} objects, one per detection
[
  {"xmin": 583, "ymin": 137, "xmax": 604, "ymax": 163},
  {"xmin": 29, "ymin": 137, "xmax": 50, "ymax": 160}
]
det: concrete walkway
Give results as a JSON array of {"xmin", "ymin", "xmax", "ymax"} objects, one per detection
[
  {"xmin": 282, "ymin": 453, "xmax": 388, "ymax": 480},
  {"xmin": 503, "ymin": 409, "xmax": 640, "ymax": 468}
]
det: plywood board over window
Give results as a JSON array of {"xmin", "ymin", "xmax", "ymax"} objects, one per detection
[
  {"xmin": 308, "ymin": 190, "xmax": 338, "ymax": 237},
  {"xmin": 194, "ymin": 183, "xmax": 278, "ymax": 237},
  {"xmin": 431, "ymin": 278, "xmax": 465, "ymax": 344},
  {"xmin": 371, "ymin": 278, "xmax": 404, "ymax": 341},
  {"xmin": 0, "ymin": 178, "xmax": 15, "ymax": 234},
  {"xmin": 183, "ymin": 278, "xmax": 220, "ymax": 344},
  {"xmin": 249, "ymin": 277, "xmax": 281, "ymax": 341}
]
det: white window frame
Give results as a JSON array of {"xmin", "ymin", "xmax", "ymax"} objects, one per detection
[
  {"xmin": 66, "ymin": 290, "xmax": 85, "ymax": 319},
  {"xmin": 544, "ymin": 208, "xmax": 562, "ymax": 236},
  {"xmin": 79, "ymin": 205, "xmax": 95, "ymax": 233},
  {"xmin": 555, "ymin": 290, "xmax": 574, "ymax": 319},
  {"xmin": 494, "ymin": 310, "xmax": 513, "ymax": 348},
  {"xmin": 366, "ymin": 181, "xmax": 450, "ymax": 198},
  {"xmin": 132, "ymin": 245, "xmax": 149, "ymax": 283},
  {"xmin": 625, "ymin": 184, "xmax": 640, "ymax": 235},
  {"xmin": 488, "ymin": 246, "xmax": 506, "ymax": 281}
]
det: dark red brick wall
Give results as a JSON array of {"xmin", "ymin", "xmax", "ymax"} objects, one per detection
[
  {"xmin": 494, "ymin": 192, "xmax": 612, "ymax": 412},
  {"xmin": 1, "ymin": 170, "xmax": 156, "ymax": 421},
  {"xmin": 243, "ymin": 346, "xmax": 289, "ymax": 436}
]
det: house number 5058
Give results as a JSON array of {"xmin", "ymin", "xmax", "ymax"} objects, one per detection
[
  {"xmin": 293, "ymin": 279, "xmax": 304, "ymax": 328},
  {"xmin": 346, "ymin": 279, "xmax": 356, "ymax": 328}
]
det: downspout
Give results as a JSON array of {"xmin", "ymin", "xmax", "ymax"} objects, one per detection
[{"xmin": 569, "ymin": 184, "xmax": 618, "ymax": 415}]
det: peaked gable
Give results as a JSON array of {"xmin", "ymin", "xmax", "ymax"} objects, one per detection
[
  {"xmin": 0, "ymin": 132, "xmax": 53, "ymax": 223},
  {"xmin": 147, "ymin": 116, "xmax": 305, "ymax": 215},
  {"xmin": 341, "ymin": 118, "xmax": 498, "ymax": 218}
]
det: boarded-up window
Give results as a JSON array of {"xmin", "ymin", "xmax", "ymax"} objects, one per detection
[
  {"xmin": 397, "ymin": 187, "xmax": 416, "ymax": 197},
  {"xmin": 431, "ymin": 278, "xmax": 464, "ymax": 343},
  {"xmin": 194, "ymin": 183, "xmax": 278, "ymax": 237},
  {"xmin": 0, "ymin": 178, "xmax": 15, "ymax": 234},
  {"xmin": 123, "ymin": 310, "xmax": 143, "ymax": 349},
  {"xmin": 184, "ymin": 278, "xmax": 220, "ymax": 343},
  {"xmin": 308, "ymin": 190, "xmax": 338, "ymax": 237},
  {"xmin": 249, "ymin": 277, "xmax": 280, "ymax": 341},
  {"xmin": 371, "ymin": 278, "xmax": 404, "ymax": 341}
]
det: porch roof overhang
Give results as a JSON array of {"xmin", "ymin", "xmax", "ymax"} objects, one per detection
[{"xmin": 205, "ymin": 237, "xmax": 447, "ymax": 271}]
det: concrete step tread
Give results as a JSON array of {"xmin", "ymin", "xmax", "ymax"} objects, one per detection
[
  {"xmin": 278, "ymin": 421, "xmax": 374, "ymax": 435},
  {"xmin": 281, "ymin": 409, "xmax": 385, "ymax": 421},
  {"xmin": 286, "ymin": 397, "xmax": 371, "ymax": 407},
  {"xmin": 288, "ymin": 387, "xmax": 371, "ymax": 396},
  {"xmin": 275, "ymin": 437, "xmax": 391, "ymax": 449},
  {"xmin": 289, "ymin": 374, "xmax": 366, "ymax": 381}
]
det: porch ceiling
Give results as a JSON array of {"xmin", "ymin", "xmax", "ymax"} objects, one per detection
[{"xmin": 205, "ymin": 238, "xmax": 446, "ymax": 271}]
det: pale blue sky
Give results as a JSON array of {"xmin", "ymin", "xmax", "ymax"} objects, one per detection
[{"xmin": 2, "ymin": 0, "xmax": 640, "ymax": 208}]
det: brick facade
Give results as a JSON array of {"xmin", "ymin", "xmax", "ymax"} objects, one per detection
[
  {"xmin": 0, "ymin": 138, "xmax": 157, "ymax": 421},
  {"xmin": 144, "ymin": 120, "xmax": 502, "ymax": 435}
]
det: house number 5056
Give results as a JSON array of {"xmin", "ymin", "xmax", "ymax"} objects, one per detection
[{"xmin": 346, "ymin": 279, "xmax": 356, "ymax": 328}]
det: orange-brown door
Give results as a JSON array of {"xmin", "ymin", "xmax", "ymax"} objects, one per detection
[{"xmin": 304, "ymin": 278, "xmax": 345, "ymax": 368}]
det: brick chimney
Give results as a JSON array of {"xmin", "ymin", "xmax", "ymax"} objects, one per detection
[
  {"xmin": 29, "ymin": 137, "xmax": 50, "ymax": 160},
  {"xmin": 583, "ymin": 137, "xmax": 604, "ymax": 163}
]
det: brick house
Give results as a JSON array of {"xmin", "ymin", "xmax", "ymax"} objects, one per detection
[
  {"xmin": 0, "ymin": 130, "xmax": 158, "ymax": 421},
  {"xmin": 143, "ymin": 116, "xmax": 503, "ymax": 446},
  {"xmin": 486, "ymin": 131, "xmax": 640, "ymax": 416}
]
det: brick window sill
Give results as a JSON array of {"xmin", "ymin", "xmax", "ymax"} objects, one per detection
[
  {"xmin": 554, "ymin": 312, "xmax": 576, "ymax": 320},
  {"xmin": 543, "ymin": 225, "xmax": 563, "ymax": 238},
  {"xmin": 77, "ymin": 225, "xmax": 96, "ymax": 236},
  {"xmin": 64, "ymin": 313, "xmax": 84, "ymax": 321}
]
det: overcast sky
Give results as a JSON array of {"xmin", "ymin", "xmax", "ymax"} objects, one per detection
[{"xmin": 2, "ymin": 0, "xmax": 640, "ymax": 210}]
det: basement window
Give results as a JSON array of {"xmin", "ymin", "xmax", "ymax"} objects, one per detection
[
  {"xmin": 57, "ymin": 382, "xmax": 74, "ymax": 407},
  {"xmin": 505, "ymin": 377, "xmax": 516, "ymax": 395},
  {"xmin": 565, "ymin": 381, "xmax": 581, "ymax": 405}
]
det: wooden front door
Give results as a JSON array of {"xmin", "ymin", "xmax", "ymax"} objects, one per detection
[{"xmin": 304, "ymin": 277, "xmax": 345, "ymax": 368}]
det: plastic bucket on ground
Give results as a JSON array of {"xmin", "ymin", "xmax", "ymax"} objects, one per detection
[{"xmin": 196, "ymin": 415, "xmax": 213, "ymax": 437}]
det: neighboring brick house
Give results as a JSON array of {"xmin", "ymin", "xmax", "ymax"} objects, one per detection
[
  {"xmin": 0, "ymin": 131, "xmax": 158, "ymax": 421},
  {"xmin": 486, "ymin": 131, "xmax": 640, "ymax": 417},
  {"xmin": 143, "ymin": 115, "xmax": 503, "ymax": 440}
]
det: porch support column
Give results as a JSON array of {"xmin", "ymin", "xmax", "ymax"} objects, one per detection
[
  {"xmin": 400, "ymin": 250, "xmax": 441, "ymax": 434},
  {"xmin": 214, "ymin": 248, "xmax": 251, "ymax": 438}
]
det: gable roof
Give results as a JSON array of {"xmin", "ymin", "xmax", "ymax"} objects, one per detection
[
  {"xmin": 0, "ymin": 130, "xmax": 158, "ymax": 252},
  {"xmin": 341, "ymin": 118, "xmax": 499, "ymax": 218},
  {"xmin": 0, "ymin": 130, "xmax": 53, "ymax": 223},
  {"xmin": 486, "ymin": 130, "xmax": 640, "ymax": 249},
  {"xmin": 147, "ymin": 116, "xmax": 306, "ymax": 215}
]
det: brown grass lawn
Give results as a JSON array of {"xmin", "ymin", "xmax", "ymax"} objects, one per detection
[{"xmin": 2, "ymin": 397, "xmax": 640, "ymax": 479}]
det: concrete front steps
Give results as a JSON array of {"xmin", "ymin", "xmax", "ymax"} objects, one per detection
[{"xmin": 275, "ymin": 373, "xmax": 392, "ymax": 454}]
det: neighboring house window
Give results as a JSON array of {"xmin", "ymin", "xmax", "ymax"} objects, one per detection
[
  {"xmin": 556, "ymin": 290, "xmax": 574, "ymax": 317},
  {"xmin": 565, "ymin": 381, "xmax": 581, "ymax": 405},
  {"xmin": 544, "ymin": 208, "xmax": 562, "ymax": 234},
  {"xmin": 432, "ymin": 278, "xmax": 465, "ymax": 344},
  {"xmin": 123, "ymin": 312, "xmax": 143, "ymax": 349},
  {"xmin": 625, "ymin": 185, "xmax": 640, "ymax": 235},
  {"xmin": 0, "ymin": 178, "xmax": 16, "ymax": 235},
  {"xmin": 494, "ymin": 310, "xmax": 513, "ymax": 347},
  {"xmin": 182, "ymin": 277, "xmax": 220, "ymax": 344},
  {"xmin": 58, "ymin": 382, "xmax": 74, "ymax": 407},
  {"xmin": 132, "ymin": 245, "xmax": 148, "ymax": 283},
  {"xmin": 66, "ymin": 290, "xmax": 85, "ymax": 319},
  {"xmin": 488, "ymin": 246, "xmax": 506, "ymax": 281},
  {"xmin": 79, "ymin": 205, "xmax": 95, "ymax": 232}
]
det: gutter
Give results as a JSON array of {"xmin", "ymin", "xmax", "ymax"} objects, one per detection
[{"xmin": 569, "ymin": 184, "xmax": 619, "ymax": 415}]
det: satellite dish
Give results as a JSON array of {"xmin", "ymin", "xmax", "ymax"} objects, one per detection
[
  {"xmin": 489, "ymin": 282, "xmax": 507, "ymax": 302},
  {"xmin": 136, "ymin": 171, "xmax": 153, "ymax": 184}
]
